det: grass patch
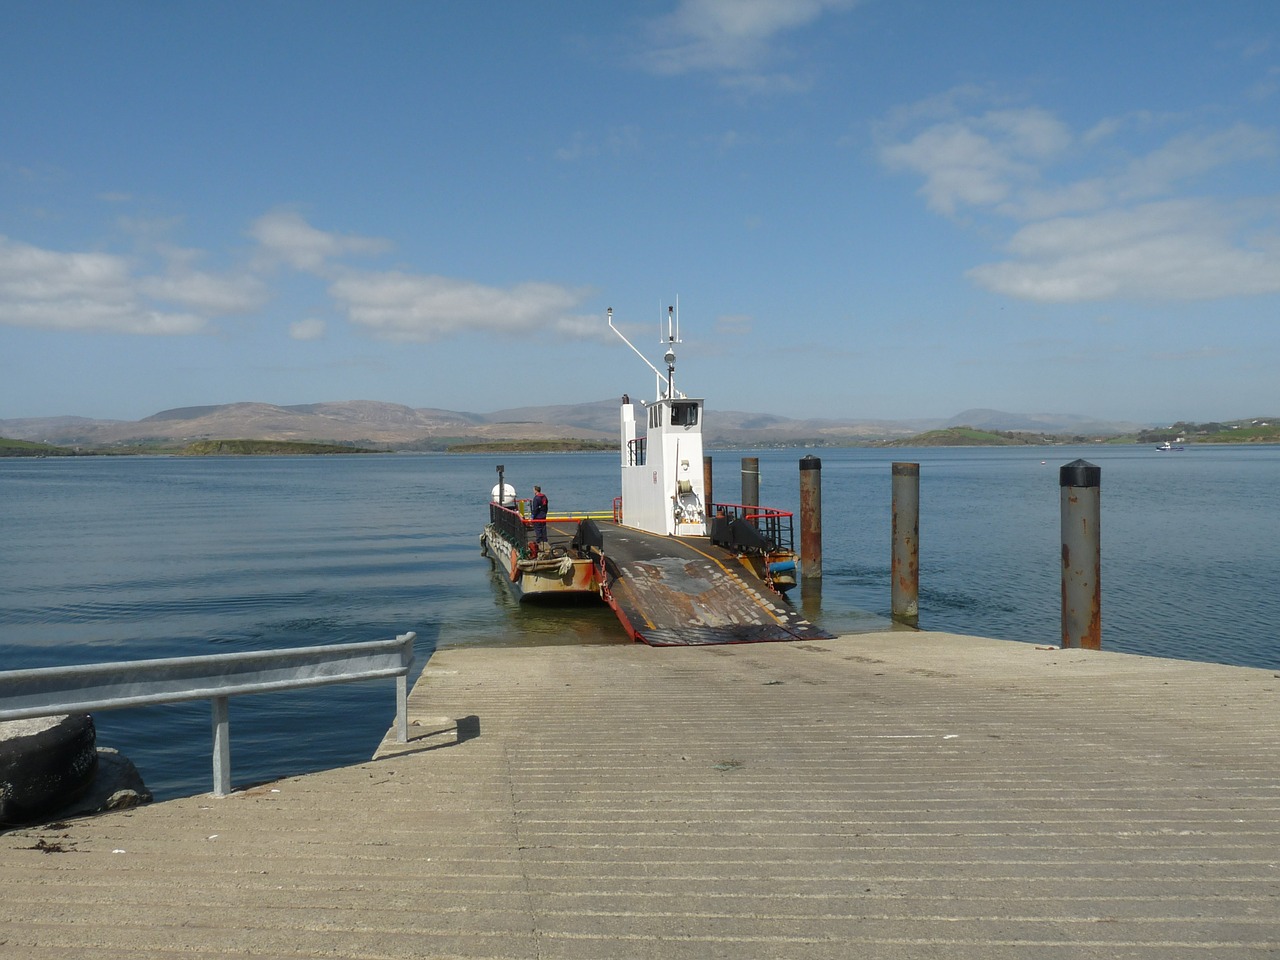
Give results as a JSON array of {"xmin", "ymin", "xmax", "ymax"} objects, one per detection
[
  {"xmin": 179, "ymin": 439, "xmax": 384, "ymax": 456},
  {"xmin": 448, "ymin": 439, "xmax": 615, "ymax": 453}
]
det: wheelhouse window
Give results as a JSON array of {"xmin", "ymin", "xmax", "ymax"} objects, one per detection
[{"xmin": 670, "ymin": 402, "xmax": 699, "ymax": 426}]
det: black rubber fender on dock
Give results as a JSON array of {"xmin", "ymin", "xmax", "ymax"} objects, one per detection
[{"xmin": 0, "ymin": 714, "xmax": 99, "ymax": 827}]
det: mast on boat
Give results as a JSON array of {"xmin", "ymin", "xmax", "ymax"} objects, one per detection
[{"xmin": 610, "ymin": 304, "xmax": 706, "ymax": 537}]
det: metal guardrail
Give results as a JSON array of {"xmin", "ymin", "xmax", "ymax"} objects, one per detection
[{"xmin": 0, "ymin": 632, "xmax": 417, "ymax": 797}]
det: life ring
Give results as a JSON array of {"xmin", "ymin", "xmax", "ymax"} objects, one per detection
[{"xmin": 0, "ymin": 714, "xmax": 99, "ymax": 827}]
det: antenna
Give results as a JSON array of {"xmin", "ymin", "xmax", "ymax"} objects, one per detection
[
  {"xmin": 663, "ymin": 306, "xmax": 676, "ymax": 400},
  {"xmin": 608, "ymin": 304, "xmax": 687, "ymax": 400},
  {"xmin": 608, "ymin": 307, "xmax": 665, "ymax": 395}
]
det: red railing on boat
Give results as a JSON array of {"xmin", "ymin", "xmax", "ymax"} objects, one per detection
[
  {"xmin": 710, "ymin": 501, "xmax": 795, "ymax": 553},
  {"xmin": 489, "ymin": 501, "xmax": 615, "ymax": 557}
]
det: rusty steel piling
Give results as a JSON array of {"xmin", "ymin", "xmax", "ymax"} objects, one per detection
[
  {"xmin": 1060, "ymin": 459, "xmax": 1101, "ymax": 650},
  {"xmin": 799, "ymin": 456, "xmax": 822, "ymax": 579},
  {"xmin": 891, "ymin": 462, "xmax": 920, "ymax": 628}
]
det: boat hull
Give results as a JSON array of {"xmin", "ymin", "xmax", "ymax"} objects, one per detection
[{"xmin": 481, "ymin": 524, "xmax": 603, "ymax": 601}]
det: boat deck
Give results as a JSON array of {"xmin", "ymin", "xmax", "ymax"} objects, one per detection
[{"xmin": 572, "ymin": 520, "xmax": 833, "ymax": 646}]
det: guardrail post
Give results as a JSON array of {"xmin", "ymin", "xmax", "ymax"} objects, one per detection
[
  {"xmin": 1060, "ymin": 459, "xmax": 1101, "ymax": 650},
  {"xmin": 741, "ymin": 457, "xmax": 759, "ymax": 509},
  {"xmin": 394, "ymin": 631, "xmax": 414, "ymax": 742},
  {"xmin": 396, "ymin": 674, "xmax": 409, "ymax": 742},
  {"xmin": 212, "ymin": 696, "xmax": 231, "ymax": 797},
  {"xmin": 799, "ymin": 456, "xmax": 822, "ymax": 579},
  {"xmin": 891, "ymin": 462, "xmax": 920, "ymax": 627}
]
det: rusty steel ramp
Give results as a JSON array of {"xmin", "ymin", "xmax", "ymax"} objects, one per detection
[{"xmin": 597, "ymin": 523, "xmax": 834, "ymax": 646}]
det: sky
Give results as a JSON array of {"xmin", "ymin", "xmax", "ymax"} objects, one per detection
[{"xmin": 2, "ymin": 0, "xmax": 1278, "ymax": 425}]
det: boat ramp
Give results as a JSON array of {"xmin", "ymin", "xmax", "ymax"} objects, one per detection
[
  {"xmin": 4, "ymin": 630, "xmax": 1279, "ymax": 958},
  {"xmin": 580, "ymin": 518, "xmax": 830, "ymax": 645}
]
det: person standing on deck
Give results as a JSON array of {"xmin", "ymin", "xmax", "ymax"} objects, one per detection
[{"xmin": 531, "ymin": 485, "xmax": 549, "ymax": 544}]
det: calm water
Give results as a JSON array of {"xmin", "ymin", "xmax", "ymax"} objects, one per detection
[{"xmin": 3, "ymin": 445, "xmax": 1278, "ymax": 799}]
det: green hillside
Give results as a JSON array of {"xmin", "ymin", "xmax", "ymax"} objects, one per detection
[
  {"xmin": 0, "ymin": 437, "xmax": 75, "ymax": 457},
  {"xmin": 179, "ymin": 439, "xmax": 383, "ymax": 455},
  {"xmin": 886, "ymin": 426, "xmax": 1044, "ymax": 447},
  {"xmin": 448, "ymin": 439, "xmax": 615, "ymax": 453}
]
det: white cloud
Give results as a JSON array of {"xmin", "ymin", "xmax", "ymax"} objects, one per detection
[
  {"xmin": 289, "ymin": 317, "xmax": 327, "ymax": 341},
  {"xmin": 249, "ymin": 209, "xmax": 391, "ymax": 273},
  {"xmin": 0, "ymin": 207, "xmax": 610, "ymax": 356},
  {"xmin": 715, "ymin": 313, "xmax": 753, "ymax": 337},
  {"xmin": 969, "ymin": 200, "xmax": 1280, "ymax": 302},
  {"xmin": 554, "ymin": 125, "xmax": 642, "ymax": 163},
  {"xmin": 1113, "ymin": 124, "xmax": 1276, "ymax": 199},
  {"xmin": 0, "ymin": 236, "xmax": 206, "ymax": 334},
  {"xmin": 879, "ymin": 91, "xmax": 1280, "ymax": 303},
  {"xmin": 640, "ymin": 0, "xmax": 858, "ymax": 89},
  {"xmin": 0, "ymin": 209, "xmax": 605, "ymax": 350},
  {"xmin": 139, "ymin": 262, "xmax": 267, "ymax": 314},
  {"xmin": 328, "ymin": 271, "xmax": 598, "ymax": 342},
  {"xmin": 1149, "ymin": 345, "xmax": 1238, "ymax": 362},
  {"xmin": 0, "ymin": 224, "xmax": 266, "ymax": 334},
  {"xmin": 878, "ymin": 107, "xmax": 1073, "ymax": 216}
]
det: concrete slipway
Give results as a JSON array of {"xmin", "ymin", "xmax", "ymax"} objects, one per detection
[{"xmin": 2, "ymin": 630, "xmax": 1279, "ymax": 958}]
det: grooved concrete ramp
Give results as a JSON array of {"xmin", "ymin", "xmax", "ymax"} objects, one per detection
[{"xmin": 3, "ymin": 632, "xmax": 1280, "ymax": 958}]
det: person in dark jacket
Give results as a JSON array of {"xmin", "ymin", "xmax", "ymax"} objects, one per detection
[{"xmin": 531, "ymin": 485, "xmax": 549, "ymax": 544}]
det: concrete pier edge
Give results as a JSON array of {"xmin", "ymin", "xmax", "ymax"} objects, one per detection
[{"xmin": 4, "ymin": 629, "xmax": 1279, "ymax": 959}]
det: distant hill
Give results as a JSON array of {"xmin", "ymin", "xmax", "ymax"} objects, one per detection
[
  {"xmin": 885, "ymin": 427, "xmax": 1043, "ymax": 447},
  {"xmin": 942, "ymin": 408, "xmax": 1151, "ymax": 436},
  {"xmin": 0, "ymin": 399, "xmax": 1149, "ymax": 450}
]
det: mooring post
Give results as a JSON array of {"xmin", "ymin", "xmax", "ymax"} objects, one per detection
[
  {"xmin": 799, "ymin": 456, "xmax": 822, "ymax": 579},
  {"xmin": 703, "ymin": 455, "xmax": 714, "ymax": 516},
  {"xmin": 802, "ymin": 573, "xmax": 824, "ymax": 624},
  {"xmin": 891, "ymin": 461, "xmax": 920, "ymax": 627},
  {"xmin": 741, "ymin": 456, "xmax": 759, "ymax": 509},
  {"xmin": 1060, "ymin": 458, "xmax": 1101, "ymax": 650}
]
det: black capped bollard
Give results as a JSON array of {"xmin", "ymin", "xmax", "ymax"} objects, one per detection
[
  {"xmin": 799, "ymin": 456, "xmax": 822, "ymax": 579},
  {"xmin": 1060, "ymin": 459, "xmax": 1101, "ymax": 650},
  {"xmin": 891, "ymin": 462, "xmax": 919, "ymax": 628},
  {"xmin": 741, "ymin": 457, "xmax": 759, "ymax": 509}
]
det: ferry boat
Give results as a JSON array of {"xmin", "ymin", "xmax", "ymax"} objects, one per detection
[
  {"xmin": 479, "ymin": 474, "xmax": 611, "ymax": 601},
  {"xmin": 481, "ymin": 304, "xmax": 823, "ymax": 645}
]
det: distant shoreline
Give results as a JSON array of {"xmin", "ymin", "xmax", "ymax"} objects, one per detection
[{"xmin": 5, "ymin": 430, "xmax": 1280, "ymax": 458}]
